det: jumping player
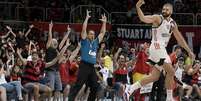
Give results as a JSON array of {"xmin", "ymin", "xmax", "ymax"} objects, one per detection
[{"xmin": 123, "ymin": 0, "xmax": 195, "ymax": 101}]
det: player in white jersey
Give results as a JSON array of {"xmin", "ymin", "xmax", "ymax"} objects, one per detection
[
  {"xmin": 148, "ymin": 16, "xmax": 174, "ymax": 64},
  {"xmin": 123, "ymin": 0, "xmax": 195, "ymax": 101}
]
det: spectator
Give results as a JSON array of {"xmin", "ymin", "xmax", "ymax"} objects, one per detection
[
  {"xmin": 16, "ymin": 46, "xmax": 67, "ymax": 101},
  {"xmin": 170, "ymin": 45, "xmax": 182, "ymax": 65},
  {"xmin": 131, "ymin": 43, "xmax": 151, "ymax": 101},
  {"xmin": 10, "ymin": 64, "xmax": 22, "ymax": 81},
  {"xmin": 6, "ymin": 25, "xmax": 34, "ymax": 49},
  {"xmin": 68, "ymin": 10, "xmax": 107, "ymax": 101},
  {"xmin": 0, "ymin": 61, "xmax": 23, "ymax": 101},
  {"xmin": 59, "ymin": 42, "xmax": 81, "ymax": 101},
  {"xmin": 100, "ymin": 42, "xmax": 113, "ymax": 73},
  {"xmin": 45, "ymin": 21, "xmax": 70, "ymax": 100},
  {"xmin": 112, "ymin": 48, "xmax": 129, "ymax": 100},
  {"xmin": 187, "ymin": 61, "xmax": 201, "ymax": 99},
  {"xmin": 175, "ymin": 57, "xmax": 193, "ymax": 100}
]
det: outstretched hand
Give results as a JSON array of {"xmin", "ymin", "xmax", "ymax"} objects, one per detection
[
  {"xmin": 86, "ymin": 9, "xmax": 91, "ymax": 19},
  {"xmin": 67, "ymin": 25, "xmax": 71, "ymax": 32},
  {"xmin": 136, "ymin": 0, "xmax": 145, "ymax": 8},
  {"xmin": 99, "ymin": 13, "xmax": 107, "ymax": 23},
  {"xmin": 49, "ymin": 20, "xmax": 53, "ymax": 29},
  {"xmin": 29, "ymin": 24, "xmax": 34, "ymax": 29},
  {"xmin": 118, "ymin": 48, "xmax": 122, "ymax": 52},
  {"xmin": 6, "ymin": 26, "xmax": 12, "ymax": 31},
  {"xmin": 17, "ymin": 48, "xmax": 22, "ymax": 55}
]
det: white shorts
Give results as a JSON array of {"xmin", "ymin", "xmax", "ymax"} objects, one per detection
[{"xmin": 148, "ymin": 43, "xmax": 171, "ymax": 64}]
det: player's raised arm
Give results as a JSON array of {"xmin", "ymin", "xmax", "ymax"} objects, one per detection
[
  {"xmin": 98, "ymin": 14, "xmax": 107, "ymax": 43},
  {"xmin": 46, "ymin": 21, "xmax": 53, "ymax": 49},
  {"xmin": 59, "ymin": 25, "xmax": 71, "ymax": 50},
  {"xmin": 25, "ymin": 24, "xmax": 34, "ymax": 37},
  {"xmin": 81, "ymin": 10, "xmax": 91, "ymax": 40},
  {"xmin": 136, "ymin": 0, "xmax": 161, "ymax": 25}
]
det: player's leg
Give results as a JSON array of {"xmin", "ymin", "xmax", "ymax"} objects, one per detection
[
  {"xmin": 131, "ymin": 67, "xmax": 160, "ymax": 92},
  {"xmin": 163, "ymin": 63, "xmax": 175, "ymax": 101},
  {"xmin": 123, "ymin": 67, "xmax": 161, "ymax": 101}
]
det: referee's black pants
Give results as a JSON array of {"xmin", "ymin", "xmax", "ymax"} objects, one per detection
[{"xmin": 68, "ymin": 61, "xmax": 99, "ymax": 101}]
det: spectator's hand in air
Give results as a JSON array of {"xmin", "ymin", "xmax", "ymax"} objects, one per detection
[
  {"xmin": 29, "ymin": 24, "xmax": 34, "ymax": 29},
  {"xmin": 118, "ymin": 48, "xmax": 122, "ymax": 52},
  {"xmin": 67, "ymin": 25, "xmax": 71, "ymax": 32},
  {"xmin": 6, "ymin": 26, "xmax": 12, "ymax": 31},
  {"xmin": 49, "ymin": 20, "xmax": 53, "ymax": 29},
  {"xmin": 136, "ymin": 0, "xmax": 145, "ymax": 8},
  {"xmin": 99, "ymin": 13, "xmax": 107, "ymax": 23},
  {"xmin": 86, "ymin": 9, "xmax": 91, "ymax": 19},
  {"xmin": 8, "ymin": 41, "xmax": 12, "ymax": 46},
  {"xmin": 30, "ymin": 40, "xmax": 35, "ymax": 46},
  {"xmin": 17, "ymin": 48, "xmax": 22, "ymax": 55}
]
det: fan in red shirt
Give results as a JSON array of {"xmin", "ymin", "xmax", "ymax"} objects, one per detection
[
  {"xmin": 59, "ymin": 43, "xmax": 81, "ymax": 101},
  {"xmin": 113, "ymin": 48, "xmax": 129, "ymax": 84},
  {"xmin": 69, "ymin": 60, "xmax": 79, "ymax": 83},
  {"xmin": 169, "ymin": 45, "xmax": 182, "ymax": 65},
  {"xmin": 59, "ymin": 55, "xmax": 70, "ymax": 86},
  {"xmin": 112, "ymin": 48, "xmax": 131, "ymax": 97},
  {"xmin": 132, "ymin": 42, "xmax": 151, "ymax": 101},
  {"xmin": 17, "ymin": 42, "xmax": 66, "ymax": 101},
  {"xmin": 133, "ymin": 43, "xmax": 151, "ymax": 75}
]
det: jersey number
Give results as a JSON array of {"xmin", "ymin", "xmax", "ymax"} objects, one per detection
[
  {"xmin": 153, "ymin": 29, "xmax": 160, "ymax": 49},
  {"xmin": 154, "ymin": 43, "xmax": 160, "ymax": 49}
]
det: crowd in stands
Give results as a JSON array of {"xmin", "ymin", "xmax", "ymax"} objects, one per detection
[
  {"xmin": 0, "ymin": 20, "xmax": 201, "ymax": 101},
  {"xmin": 1, "ymin": 0, "xmax": 201, "ymax": 24},
  {"xmin": 0, "ymin": 0, "xmax": 201, "ymax": 101},
  {"xmin": 12, "ymin": 0, "xmax": 201, "ymax": 13}
]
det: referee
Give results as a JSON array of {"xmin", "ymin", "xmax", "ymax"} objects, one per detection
[{"xmin": 68, "ymin": 10, "xmax": 107, "ymax": 101}]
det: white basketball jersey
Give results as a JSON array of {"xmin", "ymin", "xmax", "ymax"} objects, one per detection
[{"xmin": 151, "ymin": 15, "xmax": 175, "ymax": 47}]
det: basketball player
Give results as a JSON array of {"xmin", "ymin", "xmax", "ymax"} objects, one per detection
[{"xmin": 123, "ymin": 0, "xmax": 195, "ymax": 101}]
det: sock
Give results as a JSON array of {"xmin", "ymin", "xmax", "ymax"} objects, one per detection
[
  {"xmin": 128, "ymin": 81, "xmax": 142, "ymax": 94},
  {"xmin": 166, "ymin": 89, "xmax": 173, "ymax": 100},
  {"xmin": 185, "ymin": 95, "xmax": 189, "ymax": 98}
]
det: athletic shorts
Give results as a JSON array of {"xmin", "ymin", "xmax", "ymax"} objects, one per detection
[
  {"xmin": 45, "ymin": 71, "xmax": 62, "ymax": 91},
  {"xmin": 149, "ymin": 43, "xmax": 171, "ymax": 64},
  {"xmin": 24, "ymin": 82, "xmax": 49, "ymax": 93}
]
